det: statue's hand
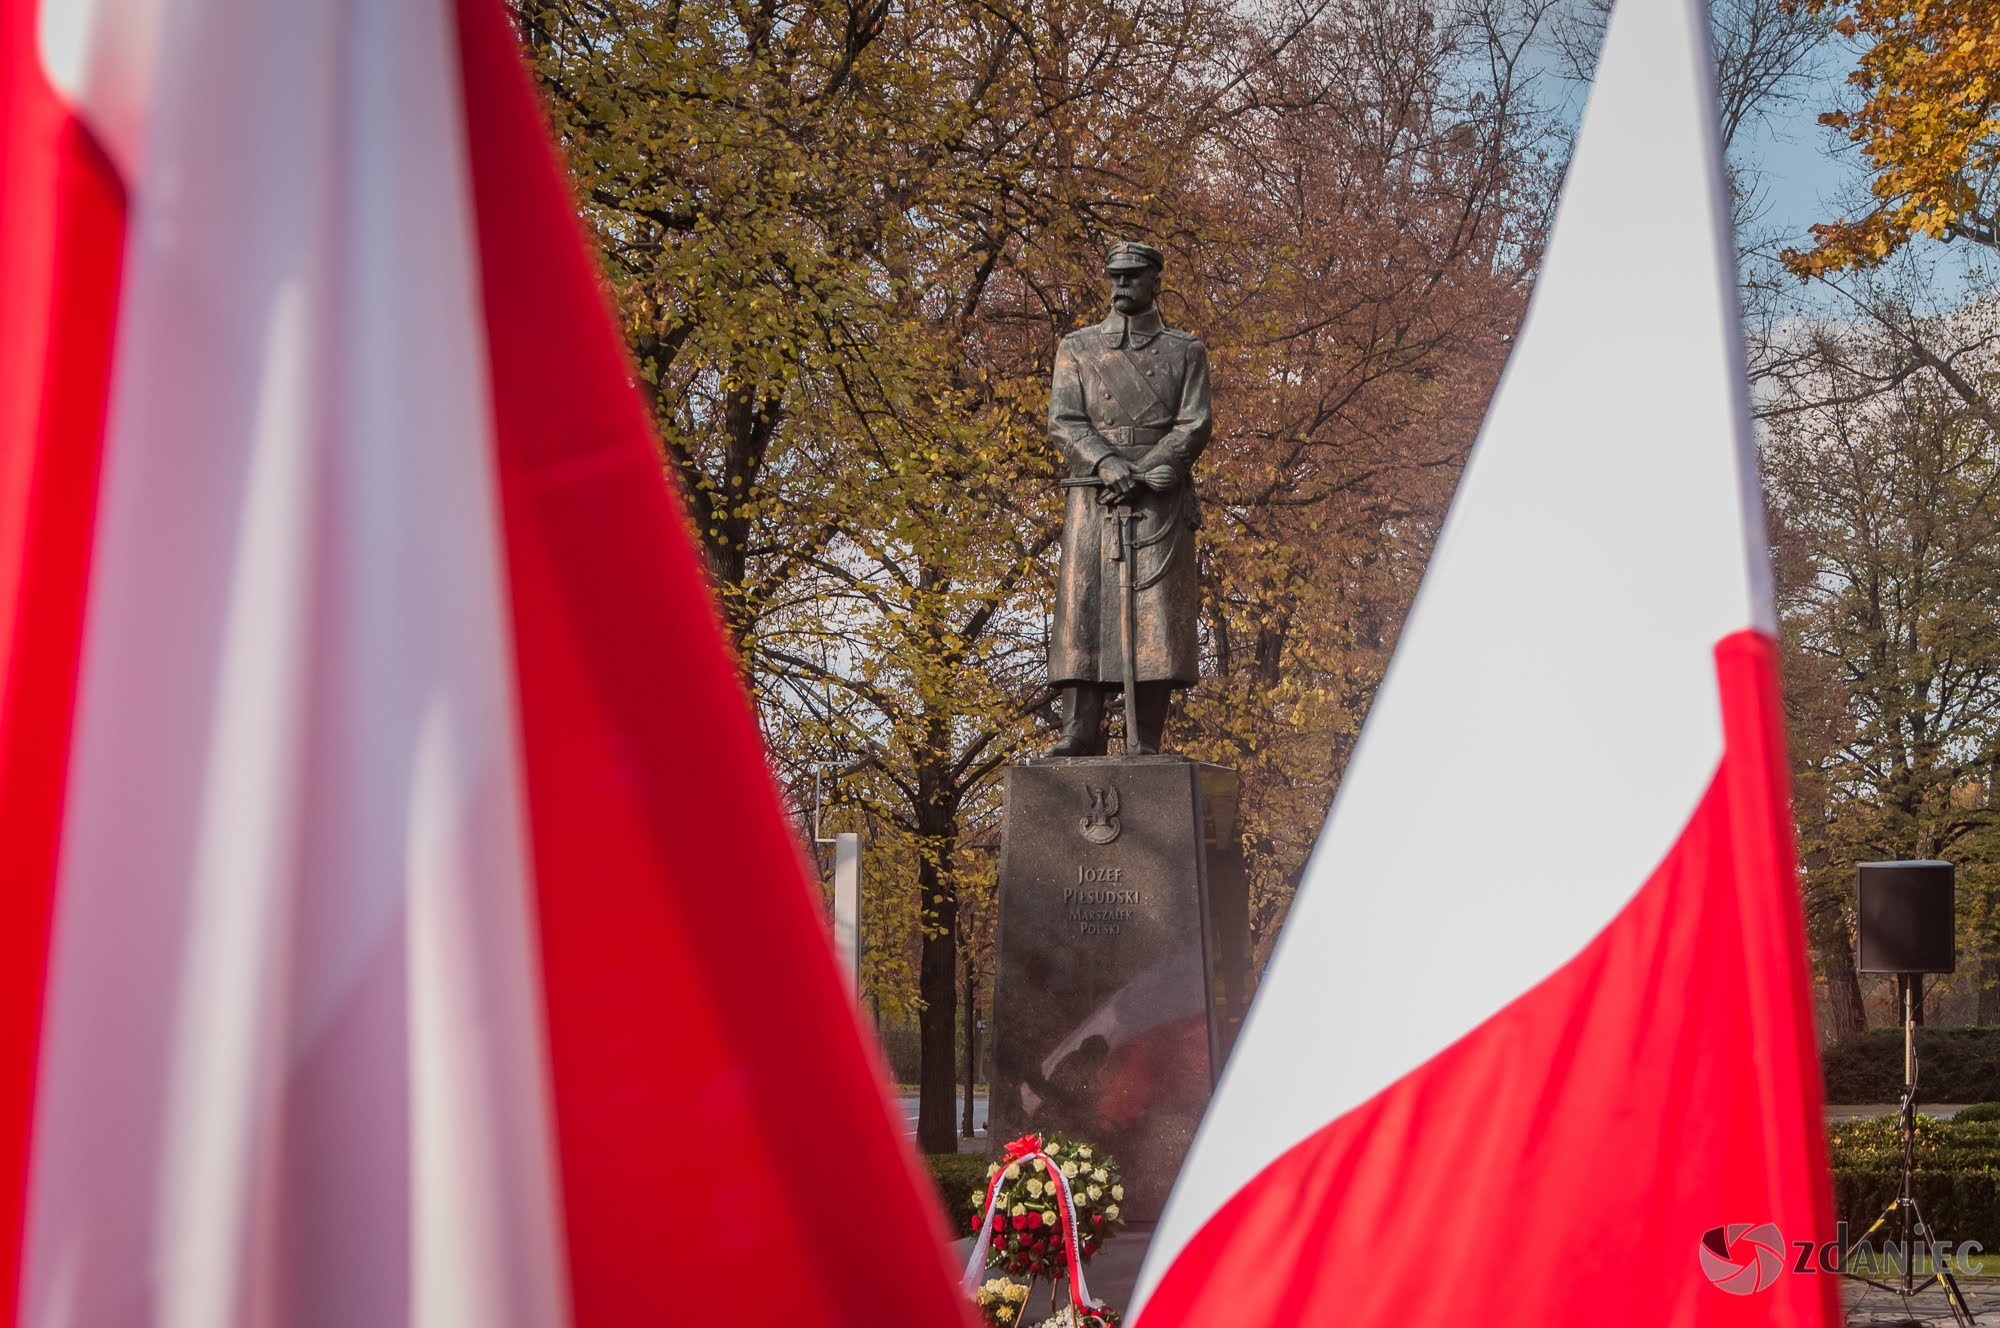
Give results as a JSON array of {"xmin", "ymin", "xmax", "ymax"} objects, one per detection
[{"xmin": 1096, "ymin": 454, "xmax": 1140, "ymax": 500}]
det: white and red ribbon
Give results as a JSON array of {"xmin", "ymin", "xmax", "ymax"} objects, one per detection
[{"xmin": 962, "ymin": 1135, "xmax": 1110, "ymax": 1325}]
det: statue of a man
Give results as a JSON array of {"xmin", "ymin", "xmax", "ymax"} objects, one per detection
[{"xmin": 1046, "ymin": 242, "xmax": 1212, "ymax": 756}]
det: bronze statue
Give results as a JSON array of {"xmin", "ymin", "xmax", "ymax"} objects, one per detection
[{"xmin": 1046, "ymin": 242, "xmax": 1212, "ymax": 756}]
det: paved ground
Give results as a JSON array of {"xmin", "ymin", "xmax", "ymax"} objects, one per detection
[{"xmin": 1844, "ymin": 1272, "xmax": 1998, "ymax": 1324}]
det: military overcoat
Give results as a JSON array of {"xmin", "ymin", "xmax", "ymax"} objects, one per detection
[{"xmin": 1048, "ymin": 308, "xmax": 1212, "ymax": 687}]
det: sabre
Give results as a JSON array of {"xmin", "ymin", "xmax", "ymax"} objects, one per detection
[
  {"xmin": 1114, "ymin": 505, "xmax": 1139, "ymax": 753},
  {"xmin": 1063, "ymin": 464, "xmax": 1175, "ymax": 754}
]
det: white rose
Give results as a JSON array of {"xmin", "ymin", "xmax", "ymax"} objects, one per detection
[
  {"xmin": 1004, "ymin": 1163, "xmax": 1020, "ymax": 1180},
  {"xmin": 1061, "ymin": 1161, "xmax": 1078, "ymax": 1178},
  {"xmin": 1078, "ymin": 1147, "xmax": 1093, "ymax": 1160},
  {"xmin": 1092, "ymin": 1168, "xmax": 1108, "ymax": 1183},
  {"xmin": 1032, "ymin": 1157, "xmax": 1046, "ymax": 1173},
  {"xmin": 1011, "ymin": 1202, "xmax": 1027, "ymax": 1218},
  {"xmin": 1027, "ymin": 1178, "xmax": 1044, "ymax": 1198},
  {"xmin": 1087, "ymin": 1184, "xmax": 1103, "ymax": 1201},
  {"xmin": 1105, "ymin": 1204, "xmax": 1120, "ymax": 1221}
]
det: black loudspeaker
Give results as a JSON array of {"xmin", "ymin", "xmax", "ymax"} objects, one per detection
[{"xmin": 1857, "ymin": 860, "xmax": 1956, "ymax": 975}]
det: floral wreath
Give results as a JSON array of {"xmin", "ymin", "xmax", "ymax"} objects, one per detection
[{"xmin": 962, "ymin": 1134, "xmax": 1122, "ymax": 1327}]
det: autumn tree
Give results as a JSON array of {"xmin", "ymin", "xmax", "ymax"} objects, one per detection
[
  {"xmin": 758, "ymin": 432, "xmax": 1055, "ymax": 1154},
  {"xmin": 1162, "ymin": 0, "xmax": 1561, "ymax": 950},
  {"xmin": 516, "ymin": 0, "xmax": 1035, "ymax": 648},
  {"xmin": 1761, "ymin": 294, "xmax": 2000, "ymax": 1036},
  {"xmin": 1782, "ymin": 0, "xmax": 2000, "ymax": 275}
]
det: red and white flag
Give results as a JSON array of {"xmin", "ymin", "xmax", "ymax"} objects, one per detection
[
  {"xmin": 1130, "ymin": 0, "xmax": 1838, "ymax": 1320},
  {"xmin": 0, "ymin": 1, "xmax": 969, "ymax": 1324}
]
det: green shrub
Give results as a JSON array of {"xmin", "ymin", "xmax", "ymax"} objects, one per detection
[
  {"xmin": 1829, "ymin": 1114, "xmax": 2000, "ymax": 1249},
  {"xmin": 926, "ymin": 1152, "xmax": 993, "ymax": 1232},
  {"xmin": 1832, "ymin": 1168, "xmax": 2000, "ymax": 1250},
  {"xmin": 1827, "ymin": 1113, "xmax": 2000, "ymax": 1168},
  {"xmin": 1822, "ymin": 1027, "xmax": 2000, "ymax": 1103},
  {"xmin": 1952, "ymin": 1102, "xmax": 2000, "ymax": 1123}
]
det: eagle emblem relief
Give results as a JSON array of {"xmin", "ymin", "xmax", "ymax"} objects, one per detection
[{"xmin": 1080, "ymin": 783, "xmax": 1121, "ymax": 844}]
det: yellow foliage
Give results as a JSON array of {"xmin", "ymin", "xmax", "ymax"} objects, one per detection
[{"xmin": 1782, "ymin": 0, "xmax": 2000, "ymax": 273}]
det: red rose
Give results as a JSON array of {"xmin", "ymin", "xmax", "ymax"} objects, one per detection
[
  {"xmin": 1025, "ymin": 1211, "xmax": 1041, "ymax": 1229},
  {"xmin": 1012, "ymin": 1214, "xmax": 1028, "ymax": 1231},
  {"xmin": 1092, "ymin": 1214, "xmax": 1103, "ymax": 1226}
]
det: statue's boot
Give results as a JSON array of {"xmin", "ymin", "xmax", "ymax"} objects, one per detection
[
  {"xmin": 1130, "ymin": 681, "xmax": 1172, "ymax": 755},
  {"xmin": 1045, "ymin": 685, "xmax": 1105, "ymax": 756}
]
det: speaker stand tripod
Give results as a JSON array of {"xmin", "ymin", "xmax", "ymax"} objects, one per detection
[{"xmin": 1841, "ymin": 976, "xmax": 1978, "ymax": 1326}]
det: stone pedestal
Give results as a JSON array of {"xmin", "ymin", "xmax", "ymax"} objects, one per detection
[{"xmin": 989, "ymin": 755, "xmax": 1251, "ymax": 1221}]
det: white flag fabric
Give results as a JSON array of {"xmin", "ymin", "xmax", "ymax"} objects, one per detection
[{"xmin": 1129, "ymin": 0, "xmax": 1838, "ymax": 1320}]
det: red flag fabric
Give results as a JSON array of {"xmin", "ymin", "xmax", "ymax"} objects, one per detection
[
  {"xmin": 0, "ymin": 1, "xmax": 969, "ymax": 1323},
  {"xmin": 1129, "ymin": 0, "xmax": 1840, "ymax": 1321}
]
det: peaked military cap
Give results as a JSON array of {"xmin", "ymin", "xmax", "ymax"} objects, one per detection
[{"xmin": 1105, "ymin": 241, "xmax": 1165, "ymax": 272}]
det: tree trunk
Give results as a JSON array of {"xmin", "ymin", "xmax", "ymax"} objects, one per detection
[
  {"xmin": 1818, "ymin": 910, "xmax": 1868, "ymax": 1041},
  {"xmin": 917, "ymin": 840, "xmax": 960, "ymax": 1155},
  {"xmin": 962, "ymin": 966, "xmax": 978, "ymax": 1138}
]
